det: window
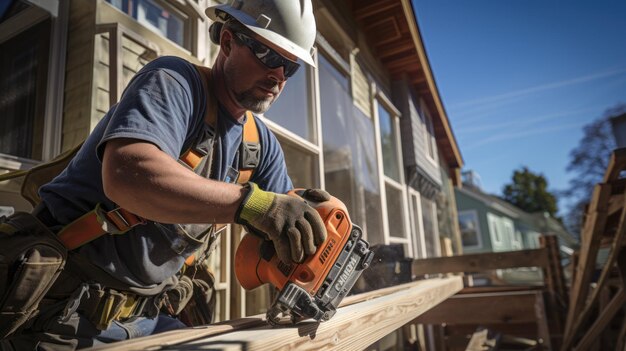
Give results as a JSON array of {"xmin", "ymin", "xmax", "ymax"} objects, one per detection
[
  {"xmin": 106, "ymin": 0, "xmax": 188, "ymax": 49},
  {"xmin": 0, "ymin": 19, "xmax": 50, "ymax": 161},
  {"xmin": 378, "ymin": 103, "xmax": 401, "ymax": 182},
  {"xmin": 528, "ymin": 231, "xmax": 541, "ymax": 249},
  {"xmin": 319, "ymin": 53, "xmax": 384, "ymax": 245},
  {"xmin": 458, "ymin": 210, "xmax": 482, "ymax": 248},
  {"xmin": 419, "ymin": 100, "xmax": 438, "ymax": 163},
  {"xmin": 501, "ymin": 219, "xmax": 518, "ymax": 250},
  {"xmin": 487, "ymin": 213, "xmax": 506, "ymax": 251},
  {"xmin": 279, "ymin": 137, "xmax": 319, "ymax": 188},
  {"xmin": 409, "ymin": 190, "xmax": 425, "ymax": 258},
  {"xmin": 377, "ymin": 98, "xmax": 407, "ymax": 244},
  {"xmin": 421, "ymin": 196, "xmax": 439, "ymax": 257},
  {"xmin": 513, "ymin": 230, "xmax": 523, "ymax": 250},
  {"xmin": 266, "ymin": 63, "xmax": 315, "ymax": 142},
  {"xmin": 385, "ymin": 183, "xmax": 405, "ymax": 238}
]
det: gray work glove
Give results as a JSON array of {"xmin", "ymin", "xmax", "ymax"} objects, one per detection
[
  {"xmin": 236, "ymin": 183, "xmax": 327, "ymax": 263},
  {"xmin": 301, "ymin": 188, "xmax": 331, "ymax": 203}
]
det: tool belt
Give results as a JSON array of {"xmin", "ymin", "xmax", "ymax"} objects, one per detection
[{"xmin": 58, "ymin": 282, "xmax": 162, "ymax": 330}]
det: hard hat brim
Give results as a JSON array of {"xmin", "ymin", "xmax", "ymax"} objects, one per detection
[{"xmin": 206, "ymin": 4, "xmax": 316, "ymax": 67}]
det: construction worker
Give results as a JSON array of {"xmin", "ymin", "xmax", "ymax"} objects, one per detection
[{"xmin": 0, "ymin": 0, "xmax": 327, "ymax": 349}]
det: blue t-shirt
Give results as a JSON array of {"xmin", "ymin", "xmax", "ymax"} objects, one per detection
[{"xmin": 40, "ymin": 56, "xmax": 292, "ymax": 289}]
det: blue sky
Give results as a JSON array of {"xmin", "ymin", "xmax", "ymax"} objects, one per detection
[{"xmin": 412, "ymin": 0, "xmax": 626, "ymax": 214}]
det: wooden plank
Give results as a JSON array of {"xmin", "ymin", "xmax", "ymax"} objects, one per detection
[
  {"xmin": 415, "ymin": 290, "xmax": 541, "ymax": 325},
  {"xmin": 340, "ymin": 279, "xmax": 438, "ymax": 306},
  {"xmin": 614, "ymin": 313, "xmax": 626, "ymax": 351},
  {"xmin": 354, "ymin": 0, "xmax": 399, "ymax": 20},
  {"xmin": 534, "ymin": 288, "xmax": 552, "ymax": 350},
  {"xmin": 573, "ymin": 289, "xmax": 626, "ymax": 351},
  {"xmin": 93, "ymin": 277, "xmax": 462, "ymax": 351},
  {"xmin": 446, "ymin": 324, "xmax": 539, "ymax": 340},
  {"xmin": 542, "ymin": 235, "xmax": 567, "ymax": 304},
  {"xmin": 465, "ymin": 329, "xmax": 490, "ymax": 351},
  {"xmin": 602, "ymin": 148, "xmax": 626, "ymax": 183},
  {"xmin": 88, "ymin": 317, "xmax": 265, "ymax": 351},
  {"xmin": 564, "ymin": 195, "xmax": 626, "ymax": 350},
  {"xmin": 459, "ymin": 285, "xmax": 542, "ymax": 294},
  {"xmin": 563, "ymin": 183, "xmax": 612, "ymax": 344},
  {"xmin": 412, "ymin": 248, "xmax": 549, "ymax": 275}
]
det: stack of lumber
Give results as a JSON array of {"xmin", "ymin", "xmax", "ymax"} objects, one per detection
[{"xmin": 561, "ymin": 148, "xmax": 626, "ymax": 351}]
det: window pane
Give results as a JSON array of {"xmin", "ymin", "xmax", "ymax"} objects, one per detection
[
  {"xmin": 319, "ymin": 54, "xmax": 384, "ymax": 244},
  {"xmin": 385, "ymin": 183, "xmax": 405, "ymax": 238},
  {"xmin": 106, "ymin": 0, "xmax": 185, "ymax": 48},
  {"xmin": 136, "ymin": 0, "xmax": 184, "ymax": 47},
  {"xmin": 410, "ymin": 194, "xmax": 424, "ymax": 258},
  {"xmin": 279, "ymin": 137, "xmax": 319, "ymax": 189},
  {"xmin": 265, "ymin": 66, "xmax": 314, "ymax": 142},
  {"xmin": 0, "ymin": 19, "xmax": 49, "ymax": 160},
  {"xmin": 421, "ymin": 196, "xmax": 438, "ymax": 257},
  {"xmin": 378, "ymin": 104, "xmax": 400, "ymax": 182},
  {"xmin": 459, "ymin": 211, "xmax": 480, "ymax": 247}
]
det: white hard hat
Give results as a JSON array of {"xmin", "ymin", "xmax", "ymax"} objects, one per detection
[{"xmin": 206, "ymin": 0, "xmax": 317, "ymax": 67}]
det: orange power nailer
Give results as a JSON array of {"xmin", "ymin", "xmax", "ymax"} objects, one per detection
[{"xmin": 235, "ymin": 189, "xmax": 374, "ymax": 325}]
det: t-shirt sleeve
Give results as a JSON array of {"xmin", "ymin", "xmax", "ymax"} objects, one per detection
[
  {"xmin": 251, "ymin": 118, "xmax": 293, "ymax": 194},
  {"xmin": 96, "ymin": 66, "xmax": 194, "ymax": 161}
]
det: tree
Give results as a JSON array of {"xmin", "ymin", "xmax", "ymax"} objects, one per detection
[
  {"xmin": 562, "ymin": 103, "xmax": 626, "ymax": 237},
  {"xmin": 502, "ymin": 167, "xmax": 559, "ymax": 217}
]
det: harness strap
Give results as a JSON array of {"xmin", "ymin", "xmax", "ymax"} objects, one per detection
[
  {"xmin": 56, "ymin": 204, "xmax": 146, "ymax": 250},
  {"xmin": 238, "ymin": 111, "xmax": 259, "ymax": 184}
]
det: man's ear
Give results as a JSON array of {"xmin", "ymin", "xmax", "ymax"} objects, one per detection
[{"xmin": 220, "ymin": 29, "xmax": 234, "ymax": 57}]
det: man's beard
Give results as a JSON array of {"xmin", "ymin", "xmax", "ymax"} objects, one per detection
[
  {"xmin": 235, "ymin": 89, "xmax": 274, "ymax": 113},
  {"xmin": 235, "ymin": 85, "xmax": 280, "ymax": 114}
]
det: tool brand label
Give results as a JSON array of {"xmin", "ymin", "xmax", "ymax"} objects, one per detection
[
  {"xmin": 334, "ymin": 256, "xmax": 358, "ymax": 292},
  {"xmin": 277, "ymin": 260, "xmax": 293, "ymax": 277},
  {"xmin": 319, "ymin": 238, "xmax": 336, "ymax": 264}
]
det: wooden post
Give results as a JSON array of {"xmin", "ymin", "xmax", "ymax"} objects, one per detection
[
  {"xmin": 563, "ymin": 192, "xmax": 626, "ymax": 350},
  {"xmin": 572, "ymin": 289, "xmax": 626, "ymax": 351},
  {"xmin": 562, "ymin": 183, "xmax": 612, "ymax": 346},
  {"xmin": 571, "ymin": 250, "xmax": 626, "ymax": 350},
  {"xmin": 540, "ymin": 235, "xmax": 566, "ymax": 349}
]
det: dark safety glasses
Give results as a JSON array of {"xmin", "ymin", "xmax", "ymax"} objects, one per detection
[{"xmin": 233, "ymin": 31, "xmax": 301, "ymax": 77}]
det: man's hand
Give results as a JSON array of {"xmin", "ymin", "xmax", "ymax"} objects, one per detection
[{"xmin": 236, "ymin": 183, "xmax": 327, "ymax": 263}]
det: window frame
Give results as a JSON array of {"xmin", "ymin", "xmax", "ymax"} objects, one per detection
[
  {"xmin": 408, "ymin": 188, "xmax": 425, "ymax": 259},
  {"xmin": 420, "ymin": 195, "xmax": 441, "ymax": 258},
  {"xmin": 458, "ymin": 209, "xmax": 483, "ymax": 249},
  {"xmin": 487, "ymin": 213, "xmax": 504, "ymax": 248}
]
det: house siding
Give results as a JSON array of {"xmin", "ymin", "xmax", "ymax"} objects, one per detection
[{"xmin": 62, "ymin": 0, "xmax": 97, "ymax": 152}]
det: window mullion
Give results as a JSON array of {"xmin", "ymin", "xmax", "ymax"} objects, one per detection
[{"xmin": 372, "ymin": 97, "xmax": 390, "ymax": 245}]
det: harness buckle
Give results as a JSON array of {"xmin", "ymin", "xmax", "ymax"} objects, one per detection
[{"xmin": 240, "ymin": 141, "xmax": 260, "ymax": 169}]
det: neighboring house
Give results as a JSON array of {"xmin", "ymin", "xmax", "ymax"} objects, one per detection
[
  {"xmin": 0, "ymin": 0, "xmax": 463, "ymax": 336},
  {"xmin": 456, "ymin": 171, "xmax": 578, "ymax": 262}
]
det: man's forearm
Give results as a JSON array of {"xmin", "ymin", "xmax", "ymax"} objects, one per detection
[{"xmin": 102, "ymin": 138, "xmax": 247, "ymax": 224}]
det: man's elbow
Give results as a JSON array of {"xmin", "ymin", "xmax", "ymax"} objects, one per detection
[
  {"xmin": 101, "ymin": 142, "xmax": 135, "ymax": 205},
  {"xmin": 102, "ymin": 163, "xmax": 127, "ymax": 204}
]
